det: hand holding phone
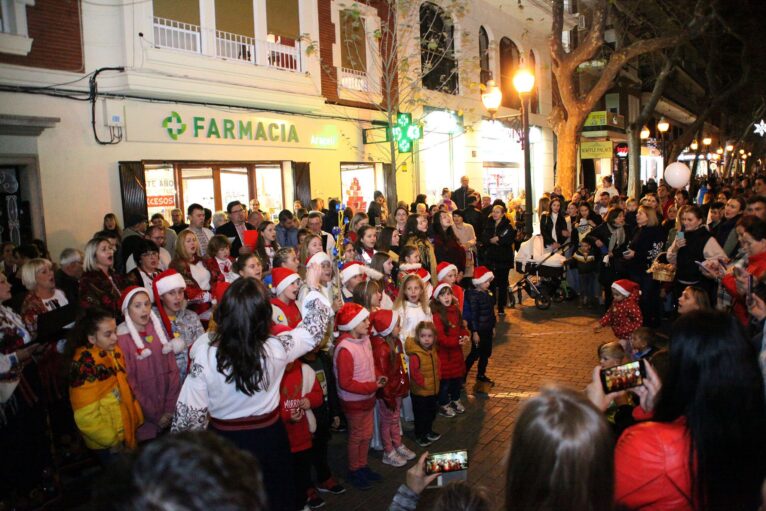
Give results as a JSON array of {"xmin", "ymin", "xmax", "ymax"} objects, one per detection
[
  {"xmin": 425, "ymin": 450, "xmax": 469, "ymax": 475},
  {"xmin": 377, "ymin": 376, "xmax": 388, "ymax": 388},
  {"xmin": 600, "ymin": 359, "xmax": 647, "ymax": 394}
]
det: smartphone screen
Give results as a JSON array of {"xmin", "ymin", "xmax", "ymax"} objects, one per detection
[
  {"xmin": 747, "ymin": 275, "xmax": 755, "ymax": 307},
  {"xmin": 600, "ymin": 360, "xmax": 646, "ymax": 394},
  {"xmin": 676, "ymin": 231, "xmax": 685, "ymax": 240},
  {"xmin": 425, "ymin": 450, "xmax": 469, "ymax": 475}
]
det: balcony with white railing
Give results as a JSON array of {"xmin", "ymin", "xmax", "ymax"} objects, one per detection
[
  {"xmin": 153, "ymin": 16, "xmax": 201, "ymax": 54},
  {"xmin": 339, "ymin": 67, "xmax": 369, "ymax": 92},
  {"xmin": 263, "ymin": 38, "xmax": 301, "ymax": 72},
  {"xmin": 216, "ymin": 30, "xmax": 255, "ymax": 63}
]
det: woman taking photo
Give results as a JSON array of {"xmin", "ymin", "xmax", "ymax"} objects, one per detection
[
  {"xmin": 623, "ymin": 205, "xmax": 666, "ymax": 327},
  {"xmin": 481, "ymin": 205, "xmax": 516, "ymax": 316},
  {"xmin": 172, "ymin": 267, "xmax": 332, "ymax": 511},
  {"xmin": 79, "ymin": 236, "xmax": 124, "ymax": 320},
  {"xmin": 667, "ymin": 205, "xmax": 726, "ymax": 305},
  {"xmin": 720, "ymin": 217, "xmax": 766, "ymax": 326},
  {"xmin": 540, "ymin": 197, "xmax": 569, "ymax": 251},
  {"xmin": 432, "ymin": 210, "xmax": 466, "ymax": 274},
  {"xmin": 589, "ymin": 310, "xmax": 766, "ymax": 511}
]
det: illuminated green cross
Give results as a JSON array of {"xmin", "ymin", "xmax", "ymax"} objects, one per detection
[
  {"xmin": 390, "ymin": 112, "xmax": 422, "ymax": 153},
  {"xmin": 163, "ymin": 111, "xmax": 187, "ymax": 141}
]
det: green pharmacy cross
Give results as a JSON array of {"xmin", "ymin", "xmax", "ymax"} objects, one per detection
[{"xmin": 390, "ymin": 112, "xmax": 422, "ymax": 153}]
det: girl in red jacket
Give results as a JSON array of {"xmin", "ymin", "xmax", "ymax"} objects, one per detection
[
  {"xmin": 333, "ymin": 303, "xmax": 387, "ymax": 490},
  {"xmin": 594, "ymin": 279, "xmax": 643, "ymax": 353},
  {"xmin": 370, "ymin": 309, "xmax": 415, "ymax": 468},
  {"xmin": 280, "ymin": 359, "xmax": 323, "ymax": 511},
  {"xmin": 431, "ymin": 283, "xmax": 470, "ymax": 417}
]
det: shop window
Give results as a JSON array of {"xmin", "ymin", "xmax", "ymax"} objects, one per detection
[
  {"xmin": 499, "ymin": 37, "xmax": 520, "ymax": 110},
  {"xmin": 528, "ymin": 50, "xmax": 539, "ymax": 114},
  {"xmin": 181, "ymin": 167, "xmax": 215, "ymax": 216},
  {"xmin": 419, "ymin": 3, "xmax": 458, "ymax": 95},
  {"xmin": 266, "ymin": 0, "xmax": 299, "ymax": 42},
  {"xmin": 479, "ymin": 26, "xmax": 490, "ymax": 86},
  {"xmin": 253, "ymin": 164, "xmax": 284, "ymax": 220},
  {"xmin": 145, "ymin": 164, "xmax": 178, "ymax": 222},
  {"xmin": 341, "ymin": 163, "xmax": 378, "ymax": 214},
  {"xmin": 220, "ymin": 167, "xmax": 250, "ymax": 210}
]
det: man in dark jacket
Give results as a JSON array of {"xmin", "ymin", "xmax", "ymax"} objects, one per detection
[
  {"xmin": 452, "ymin": 176, "xmax": 475, "ymax": 210},
  {"xmin": 461, "ymin": 195, "xmax": 484, "ymax": 242},
  {"xmin": 215, "ymin": 201, "xmax": 256, "ymax": 257}
]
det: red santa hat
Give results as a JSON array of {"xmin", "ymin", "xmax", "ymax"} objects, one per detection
[
  {"xmin": 151, "ymin": 269, "xmax": 189, "ymax": 352},
  {"xmin": 336, "ymin": 302, "xmax": 370, "ymax": 332},
  {"xmin": 612, "ymin": 279, "xmax": 640, "ymax": 297},
  {"xmin": 472, "ymin": 266, "xmax": 494, "ymax": 286},
  {"xmin": 415, "ymin": 267, "xmax": 431, "ymax": 283},
  {"xmin": 306, "ymin": 251, "xmax": 331, "ymax": 267},
  {"xmin": 340, "ymin": 261, "xmax": 365, "ymax": 284},
  {"xmin": 436, "ymin": 262, "xmax": 458, "ymax": 281},
  {"xmin": 432, "ymin": 282, "xmax": 452, "ymax": 299},
  {"xmin": 271, "ymin": 267, "xmax": 301, "ymax": 296},
  {"xmin": 370, "ymin": 309, "xmax": 399, "ymax": 337},
  {"xmin": 399, "ymin": 262, "xmax": 422, "ymax": 273},
  {"xmin": 120, "ymin": 286, "xmax": 181, "ymax": 359}
]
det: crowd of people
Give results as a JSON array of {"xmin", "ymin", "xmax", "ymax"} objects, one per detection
[{"xmin": 2, "ymin": 171, "xmax": 766, "ymax": 511}]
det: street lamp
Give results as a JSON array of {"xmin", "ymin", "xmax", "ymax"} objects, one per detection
[
  {"xmin": 513, "ymin": 66, "xmax": 535, "ymax": 236},
  {"xmin": 481, "ymin": 79, "xmax": 502, "ymax": 118},
  {"xmin": 640, "ymin": 125, "xmax": 650, "ymax": 139},
  {"xmin": 657, "ymin": 118, "xmax": 669, "ymax": 163},
  {"xmin": 691, "ymin": 140, "xmax": 699, "ymax": 151},
  {"xmin": 725, "ymin": 144, "xmax": 734, "ymax": 152},
  {"xmin": 716, "ymin": 147, "xmax": 724, "ymax": 155},
  {"xmin": 702, "ymin": 136, "xmax": 712, "ymax": 148}
]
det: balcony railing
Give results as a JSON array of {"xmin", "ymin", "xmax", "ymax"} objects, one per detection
[
  {"xmin": 339, "ymin": 67, "xmax": 369, "ymax": 92},
  {"xmin": 153, "ymin": 16, "xmax": 201, "ymax": 53},
  {"xmin": 216, "ymin": 30, "xmax": 255, "ymax": 63},
  {"xmin": 264, "ymin": 39, "xmax": 301, "ymax": 72}
]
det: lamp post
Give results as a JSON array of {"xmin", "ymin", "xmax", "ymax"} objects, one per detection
[
  {"xmin": 657, "ymin": 117, "xmax": 669, "ymax": 164},
  {"xmin": 513, "ymin": 67, "xmax": 535, "ymax": 236}
]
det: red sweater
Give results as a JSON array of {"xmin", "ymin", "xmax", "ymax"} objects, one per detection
[
  {"xmin": 271, "ymin": 297, "xmax": 301, "ymax": 328},
  {"xmin": 370, "ymin": 335, "xmax": 410, "ymax": 409},
  {"xmin": 433, "ymin": 304, "xmax": 469, "ymax": 379},
  {"xmin": 279, "ymin": 361, "xmax": 323, "ymax": 453},
  {"xmin": 336, "ymin": 348, "xmax": 378, "ymax": 411},
  {"xmin": 599, "ymin": 291, "xmax": 642, "ymax": 340}
]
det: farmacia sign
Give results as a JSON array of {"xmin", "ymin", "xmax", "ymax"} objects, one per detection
[{"xmin": 162, "ymin": 111, "xmax": 299, "ymax": 143}]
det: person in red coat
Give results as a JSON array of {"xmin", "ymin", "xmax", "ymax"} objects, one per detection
[
  {"xmin": 270, "ymin": 267, "xmax": 302, "ymax": 330},
  {"xmin": 720, "ymin": 219, "xmax": 766, "ymax": 326},
  {"xmin": 594, "ymin": 279, "xmax": 642, "ymax": 353},
  {"xmin": 370, "ymin": 310, "xmax": 416, "ymax": 468},
  {"xmin": 280, "ymin": 359, "xmax": 323, "ymax": 511},
  {"xmin": 431, "ymin": 283, "xmax": 469, "ymax": 417}
]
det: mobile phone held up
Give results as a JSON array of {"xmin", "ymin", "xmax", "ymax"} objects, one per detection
[
  {"xmin": 425, "ymin": 450, "xmax": 469, "ymax": 475},
  {"xmin": 600, "ymin": 359, "xmax": 646, "ymax": 394}
]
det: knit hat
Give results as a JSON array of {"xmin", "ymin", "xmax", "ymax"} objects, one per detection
[
  {"xmin": 152, "ymin": 269, "xmax": 189, "ymax": 346},
  {"xmin": 271, "ymin": 267, "xmax": 301, "ymax": 296},
  {"xmin": 370, "ymin": 309, "xmax": 399, "ymax": 337},
  {"xmin": 437, "ymin": 262, "xmax": 457, "ymax": 281},
  {"xmin": 432, "ymin": 282, "xmax": 452, "ymax": 299},
  {"xmin": 340, "ymin": 261, "xmax": 365, "ymax": 284},
  {"xmin": 472, "ymin": 266, "xmax": 494, "ymax": 286},
  {"xmin": 120, "ymin": 286, "xmax": 181, "ymax": 359},
  {"xmin": 306, "ymin": 251, "xmax": 331, "ymax": 267},
  {"xmin": 612, "ymin": 279, "xmax": 640, "ymax": 297},
  {"xmin": 336, "ymin": 302, "xmax": 370, "ymax": 332}
]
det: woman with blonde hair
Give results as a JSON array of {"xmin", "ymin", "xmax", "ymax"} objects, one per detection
[
  {"xmin": 623, "ymin": 205, "xmax": 667, "ymax": 327},
  {"xmin": 170, "ymin": 230, "xmax": 212, "ymax": 322},
  {"xmin": 79, "ymin": 236, "xmax": 125, "ymax": 320},
  {"xmin": 20, "ymin": 258, "xmax": 71, "ymax": 341}
]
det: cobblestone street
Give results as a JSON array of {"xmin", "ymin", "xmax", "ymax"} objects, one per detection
[{"xmin": 321, "ymin": 295, "xmax": 616, "ymax": 510}]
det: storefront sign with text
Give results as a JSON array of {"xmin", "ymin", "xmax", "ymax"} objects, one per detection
[{"xmin": 580, "ymin": 141, "xmax": 613, "ymax": 159}]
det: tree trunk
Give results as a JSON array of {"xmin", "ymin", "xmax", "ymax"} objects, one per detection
[
  {"xmin": 627, "ymin": 127, "xmax": 642, "ymax": 198},
  {"xmin": 556, "ymin": 123, "xmax": 579, "ymax": 198}
]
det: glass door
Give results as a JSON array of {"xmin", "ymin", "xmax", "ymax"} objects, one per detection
[
  {"xmin": 253, "ymin": 164, "xmax": 284, "ymax": 221},
  {"xmin": 219, "ymin": 167, "xmax": 250, "ymax": 209},
  {"xmin": 181, "ymin": 167, "xmax": 215, "ymax": 215}
]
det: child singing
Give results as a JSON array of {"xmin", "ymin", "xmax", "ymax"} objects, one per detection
[
  {"xmin": 406, "ymin": 321, "xmax": 441, "ymax": 447},
  {"xmin": 271, "ymin": 268, "xmax": 302, "ymax": 329},
  {"xmin": 431, "ymin": 283, "xmax": 469, "ymax": 416}
]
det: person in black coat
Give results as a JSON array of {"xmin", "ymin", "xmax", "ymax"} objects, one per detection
[
  {"xmin": 461, "ymin": 195, "xmax": 484, "ymax": 241},
  {"xmin": 540, "ymin": 197, "xmax": 570, "ymax": 250},
  {"xmin": 452, "ymin": 176, "xmax": 476, "ymax": 210},
  {"xmin": 215, "ymin": 201, "xmax": 256, "ymax": 257},
  {"xmin": 585, "ymin": 207, "xmax": 627, "ymax": 309},
  {"xmin": 622, "ymin": 205, "xmax": 666, "ymax": 327},
  {"xmin": 480, "ymin": 205, "xmax": 516, "ymax": 315}
]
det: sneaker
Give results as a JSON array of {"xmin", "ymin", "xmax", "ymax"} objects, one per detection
[
  {"xmin": 317, "ymin": 478, "xmax": 346, "ymax": 495},
  {"xmin": 360, "ymin": 466, "xmax": 382, "ymax": 482},
  {"xmin": 426, "ymin": 431, "xmax": 441, "ymax": 442},
  {"xmin": 415, "ymin": 435, "xmax": 432, "ymax": 447},
  {"xmin": 451, "ymin": 400, "xmax": 466, "ymax": 414},
  {"xmin": 382, "ymin": 450, "xmax": 407, "ymax": 467},
  {"xmin": 439, "ymin": 405, "xmax": 456, "ymax": 418},
  {"xmin": 306, "ymin": 488, "xmax": 326, "ymax": 509},
  {"xmin": 346, "ymin": 470, "xmax": 371, "ymax": 491},
  {"xmin": 477, "ymin": 375, "xmax": 495, "ymax": 385},
  {"xmin": 395, "ymin": 444, "xmax": 417, "ymax": 460}
]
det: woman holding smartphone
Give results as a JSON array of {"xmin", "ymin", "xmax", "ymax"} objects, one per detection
[
  {"xmin": 622, "ymin": 205, "xmax": 666, "ymax": 327},
  {"xmin": 667, "ymin": 205, "xmax": 726, "ymax": 308}
]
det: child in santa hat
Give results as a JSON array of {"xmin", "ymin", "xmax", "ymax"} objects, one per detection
[
  {"xmin": 397, "ymin": 246, "xmax": 422, "ymax": 288},
  {"xmin": 431, "ymin": 283, "xmax": 470, "ymax": 416},
  {"xmin": 594, "ymin": 279, "xmax": 643, "ymax": 353},
  {"xmin": 436, "ymin": 262, "xmax": 464, "ymax": 310},
  {"xmin": 464, "ymin": 267, "xmax": 497, "ymax": 385},
  {"xmin": 339, "ymin": 261, "xmax": 382, "ymax": 304},
  {"xmin": 116, "ymin": 286, "xmax": 182, "ymax": 441},
  {"xmin": 271, "ymin": 267, "xmax": 302, "ymax": 330},
  {"xmin": 333, "ymin": 303, "xmax": 387, "ymax": 490},
  {"xmin": 152, "ymin": 269, "xmax": 204, "ymax": 382},
  {"xmin": 370, "ymin": 309, "xmax": 415, "ymax": 467}
]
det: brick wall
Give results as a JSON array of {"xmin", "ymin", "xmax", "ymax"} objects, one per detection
[{"xmin": 0, "ymin": 0, "xmax": 84, "ymax": 72}]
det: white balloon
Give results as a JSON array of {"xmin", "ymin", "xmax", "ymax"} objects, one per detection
[{"xmin": 663, "ymin": 162, "xmax": 691, "ymax": 189}]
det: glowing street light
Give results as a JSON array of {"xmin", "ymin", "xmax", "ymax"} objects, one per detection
[
  {"xmin": 640, "ymin": 126, "xmax": 650, "ymax": 139},
  {"xmin": 691, "ymin": 140, "xmax": 699, "ymax": 151},
  {"xmin": 702, "ymin": 136, "xmax": 712, "ymax": 147},
  {"xmin": 726, "ymin": 144, "xmax": 734, "ymax": 152},
  {"xmin": 481, "ymin": 80, "xmax": 502, "ymax": 117},
  {"xmin": 657, "ymin": 117, "xmax": 669, "ymax": 133},
  {"xmin": 513, "ymin": 65, "xmax": 535, "ymax": 236}
]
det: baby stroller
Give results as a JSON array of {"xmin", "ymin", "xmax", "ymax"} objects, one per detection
[{"xmin": 509, "ymin": 235, "xmax": 569, "ymax": 310}]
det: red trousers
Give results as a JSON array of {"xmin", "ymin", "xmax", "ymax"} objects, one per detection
[
  {"xmin": 377, "ymin": 398, "xmax": 402, "ymax": 453},
  {"xmin": 345, "ymin": 407, "xmax": 373, "ymax": 471}
]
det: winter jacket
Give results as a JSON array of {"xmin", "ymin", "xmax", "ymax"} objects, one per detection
[
  {"xmin": 370, "ymin": 335, "xmax": 410, "ymax": 409},
  {"xmin": 615, "ymin": 417, "xmax": 692, "ymax": 511},
  {"xmin": 722, "ymin": 250, "xmax": 766, "ymax": 326},
  {"xmin": 433, "ymin": 304, "xmax": 469, "ymax": 379},
  {"xmin": 433, "ymin": 234, "xmax": 467, "ymax": 274},
  {"xmin": 480, "ymin": 216, "xmax": 516, "ymax": 267},
  {"xmin": 463, "ymin": 288, "xmax": 496, "ymax": 332},
  {"xmin": 334, "ymin": 334, "xmax": 377, "ymax": 411},
  {"xmin": 405, "ymin": 337, "xmax": 440, "ymax": 397},
  {"xmin": 279, "ymin": 361, "xmax": 323, "ymax": 453},
  {"xmin": 599, "ymin": 290, "xmax": 643, "ymax": 340},
  {"xmin": 540, "ymin": 212, "xmax": 569, "ymax": 247},
  {"xmin": 275, "ymin": 223, "xmax": 299, "ymax": 248}
]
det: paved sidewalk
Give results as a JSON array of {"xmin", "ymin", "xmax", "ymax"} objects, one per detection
[{"xmin": 320, "ymin": 297, "xmax": 616, "ymax": 510}]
